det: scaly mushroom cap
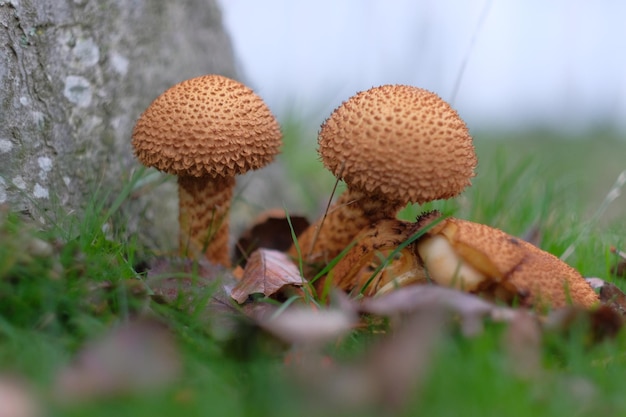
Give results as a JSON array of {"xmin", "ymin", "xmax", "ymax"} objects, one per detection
[
  {"xmin": 426, "ymin": 218, "xmax": 527, "ymax": 280},
  {"xmin": 508, "ymin": 240, "xmax": 600, "ymax": 309},
  {"xmin": 318, "ymin": 84, "xmax": 477, "ymax": 204},
  {"xmin": 417, "ymin": 217, "xmax": 599, "ymax": 309},
  {"xmin": 132, "ymin": 74, "xmax": 282, "ymax": 178}
]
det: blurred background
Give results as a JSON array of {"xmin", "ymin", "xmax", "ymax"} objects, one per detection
[
  {"xmin": 220, "ymin": 0, "xmax": 625, "ymax": 239},
  {"xmin": 220, "ymin": 0, "xmax": 626, "ymax": 134}
]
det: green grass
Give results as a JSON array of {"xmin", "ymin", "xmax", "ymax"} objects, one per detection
[
  {"xmin": 1, "ymin": 128, "xmax": 626, "ymax": 416},
  {"xmin": 416, "ymin": 325, "xmax": 626, "ymax": 417}
]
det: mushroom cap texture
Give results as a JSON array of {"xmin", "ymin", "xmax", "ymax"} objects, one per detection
[
  {"xmin": 132, "ymin": 74, "xmax": 282, "ymax": 178},
  {"xmin": 318, "ymin": 84, "xmax": 477, "ymax": 204},
  {"xmin": 427, "ymin": 218, "xmax": 598, "ymax": 308},
  {"xmin": 429, "ymin": 218, "xmax": 527, "ymax": 280}
]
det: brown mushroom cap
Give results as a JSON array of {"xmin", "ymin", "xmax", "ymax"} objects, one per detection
[
  {"xmin": 318, "ymin": 84, "xmax": 477, "ymax": 204},
  {"xmin": 418, "ymin": 217, "xmax": 599, "ymax": 308},
  {"xmin": 426, "ymin": 218, "xmax": 528, "ymax": 280},
  {"xmin": 509, "ymin": 238, "xmax": 600, "ymax": 308},
  {"xmin": 132, "ymin": 74, "xmax": 282, "ymax": 178}
]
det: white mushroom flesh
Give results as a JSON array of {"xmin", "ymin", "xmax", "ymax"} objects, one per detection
[{"xmin": 417, "ymin": 235, "xmax": 486, "ymax": 291}]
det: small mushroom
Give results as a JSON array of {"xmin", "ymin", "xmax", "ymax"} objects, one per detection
[
  {"xmin": 416, "ymin": 216, "xmax": 599, "ymax": 309},
  {"xmin": 132, "ymin": 74, "xmax": 282, "ymax": 266},
  {"xmin": 290, "ymin": 85, "xmax": 476, "ymax": 279}
]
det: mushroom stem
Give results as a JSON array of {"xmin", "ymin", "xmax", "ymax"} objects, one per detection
[
  {"xmin": 289, "ymin": 189, "xmax": 404, "ymax": 275},
  {"xmin": 178, "ymin": 175, "xmax": 234, "ymax": 267}
]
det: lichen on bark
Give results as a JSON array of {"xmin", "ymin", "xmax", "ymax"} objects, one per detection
[{"xmin": 0, "ymin": 0, "xmax": 238, "ymax": 247}]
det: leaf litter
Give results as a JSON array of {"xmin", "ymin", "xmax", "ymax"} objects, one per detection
[
  {"xmin": 0, "ymin": 375, "xmax": 42, "ymax": 417},
  {"xmin": 6, "ymin": 220, "xmax": 625, "ymax": 417},
  {"xmin": 4, "ymin": 206, "xmax": 625, "ymax": 414},
  {"xmin": 610, "ymin": 245, "xmax": 626, "ymax": 278},
  {"xmin": 233, "ymin": 209, "xmax": 309, "ymax": 266},
  {"xmin": 145, "ymin": 245, "xmax": 626, "ymax": 413},
  {"xmin": 54, "ymin": 318, "xmax": 182, "ymax": 403},
  {"xmin": 230, "ymin": 248, "xmax": 306, "ymax": 304},
  {"xmin": 137, "ymin": 231, "xmax": 626, "ymax": 415},
  {"xmin": 145, "ymin": 256, "xmax": 248, "ymax": 340},
  {"xmin": 287, "ymin": 306, "xmax": 448, "ymax": 415}
]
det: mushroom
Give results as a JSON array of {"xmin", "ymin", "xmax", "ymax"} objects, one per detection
[
  {"xmin": 416, "ymin": 216, "xmax": 599, "ymax": 309},
  {"xmin": 132, "ymin": 74, "xmax": 282, "ymax": 266},
  {"xmin": 289, "ymin": 84, "xmax": 477, "ymax": 279},
  {"xmin": 327, "ymin": 218, "xmax": 430, "ymax": 297},
  {"xmin": 325, "ymin": 212, "xmax": 599, "ymax": 309}
]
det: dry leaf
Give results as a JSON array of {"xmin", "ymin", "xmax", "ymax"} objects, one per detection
[
  {"xmin": 586, "ymin": 277, "xmax": 626, "ymax": 318},
  {"xmin": 502, "ymin": 311, "xmax": 542, "ymax": 378},
  {"xmin": 145, "ymin": 256, "xmax": 247, "ymax": 340},
  {"xmin": 610, "ymin": 246, "xmax": 626, "ymax": 278},
  {"xmin": 146, "ymin": 256, "xmax": 233, "ymax": 305},
  {"xmin": 360, "ymin": 284, "xmax": 518, "ymax": 336},
  {"xmin": 0, "ymin": 376, "xmax": 41, "ymax": 417},
  {"xmin": 234, "ymin": 209, "xmax": 309, "ymax": 266},
  {"xmin": 366, "ymin": 307, "xmax": 447, "ymax": 412},
  {"xmin": 231, "ymin": 249, "xmax": 306, "ymax": 304},
  {"xmin": 587, "ymin": 305, "xmax": 624, "ymax": 341},
  {"xmin": 259, "ymin": 306, "xmax": 357, "ymax": 347},
  {"xmin": 543, "ymin": 304, "xmax": 624, "ymax": 344},
  {"xmin": 54, "ymin": 318, "xmax": 181, "ymax": 402},
  {"xmin": 289, "ymin": 307, "xmax": 447, "ymax": 415}
]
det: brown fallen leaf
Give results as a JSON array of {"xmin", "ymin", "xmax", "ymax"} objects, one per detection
[
  {"xmin": 587, "ymin": 305, "xmax": 624, "ymax": 341},
  {"xmin": 82, "ymin": 278, "xmax": 150, "ymax": 316},
  {"xmin": 234, "ymin": 209, "xmax": 310, "ymax": 266},
  {"xmin": 366, "ymin": 307, "xmax": 447, "ymax": 413},
  {"xmin": 586, "ymin": 277, "xmax": 626, "ymax": 318},
  {"xmin": 259, "ymin": 305, "xmax": 357, "ymax": 347},
  {"xmin": 145, "ymin": 256, "xmax": 233, "ymax": 305},
  {"xmin": 145, "ymin": 256, "xmax": 246, "ymax": 340},
  {"xmin": 543, "ymin": 304, "xmax": 624, "ymax": 344},
  {"xmin": 360, "ymin": 284, "xmax": 519, "ymax": 337},
  {"xmin": 610, "ymin": 246, "xmax": 626, "ymax": 278},
  {"xmin": 231, "ymin": 249, "xmax": 306, "ymax": 304},
  {"xmin": 0, "ymin": 375, "xmax": 41, "ymax": 417},
  {"xmin": 289, "ymin": 306, "xmax": 447, "ymax": 415},
  {"xmin": 54, "ymin": 318, "xmax": 181, "ymax": 403},
  {"xmin": 502, "ymin": 311, "xmax": 543, "ymax": 378}
]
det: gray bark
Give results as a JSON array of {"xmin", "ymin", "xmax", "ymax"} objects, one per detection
[{"xmin": 0, "ymin": 0, "xmax": 238, "ymax": 245}]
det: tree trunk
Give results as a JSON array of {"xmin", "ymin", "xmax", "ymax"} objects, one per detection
[{"xmin": 0, "ymin": 0, "xmax": 238, "ymax": 245}]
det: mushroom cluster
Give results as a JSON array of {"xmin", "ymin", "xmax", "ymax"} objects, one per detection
[
  {"xmin": 285, "ymin": 83, "xmax": 597, "ymax": 309},
  {"xmin": 131, "ymin": 76, "xmax": 599, "ymax": 311}
]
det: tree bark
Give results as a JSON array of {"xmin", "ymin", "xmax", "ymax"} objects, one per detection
[{"xmin": 0, "ymin": 0, "xmax": 238, "ymax": 244}]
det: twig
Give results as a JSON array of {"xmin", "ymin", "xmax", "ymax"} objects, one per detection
[
  {"xmin": 306, "ymin": 161, "xmax": 346, "ymax": 261},
  {"xmin": 561, "ymin": 170, "xmax": 626, "ymax": 261},
  {"xmin": 449, "ymin": 0, "xmax": 493, "ymax": 106}
]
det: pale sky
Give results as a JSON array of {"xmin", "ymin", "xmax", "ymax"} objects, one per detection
[{"xmin": 219, "ymin": 0, "xmax": 626, "ymax": 132}]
